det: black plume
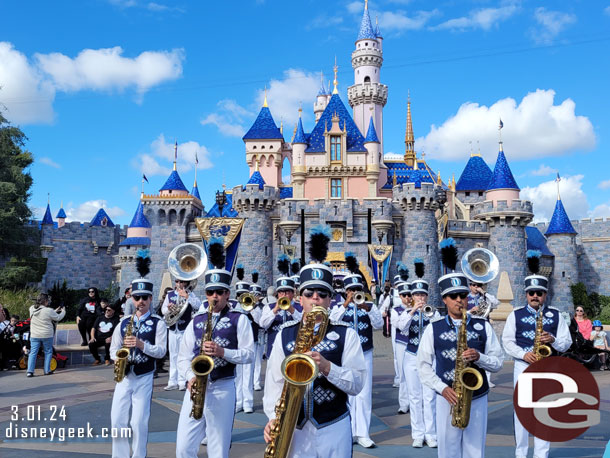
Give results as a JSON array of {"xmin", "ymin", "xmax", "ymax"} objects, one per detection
[
  {"xmin": 236, "ymin": 263, "xmax": 244, "ymax": 281},
  {"xmin": 308, "ymin": 225, "xmax": 331, "ymax": 263},
  {"xmin": 439, "ymin": 238, "xmax": 459, "ymax": 271},
  {"xmin": 277, "ymin": 254, "xmax": 290, "ymax": 276},
  {"xmin": 252, "ymin": 270, "xmax": 259, "ymax": 284},
  {"xmin": 414, "ymin": 257, "xmax": 425, "ymax": 278},
  {"xmin": 397, "ymin": 262, "xmax": 409, "ymax": 282},
  {"xmin": 527, "ymin": 250, "xmax": 541, "ymax": 274},
  {"xmin": 291, "ymin": 258, "xmax": 301, "ymax": 275},
  {"xmin": 345, "ymin": 251, "xmax": 359, "ymax": 274},
  {"xmin": 208, "ymin": 237, "xmax": 225, "ymax": 269},
  {"xmin": 136, "ymin": 249, "xmax": 151, "ymax": 278}
]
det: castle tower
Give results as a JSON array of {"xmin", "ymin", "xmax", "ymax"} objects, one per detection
[
  {"xmin": 117, "ymin": 200, "xmax": 152, "ymax": 290},
  {"xmin": 42, "ymin": 202, "xmax": 54, "ymax": 226},
  {"xmin": 364, "ymin": 116, "xmax": 380, "ymax": 197},
  {"xmin": 291, "ymin": 113, "xmax": 307, "ymax": 198},
  {"xmin": 313, "ymin": 75, "xmax": 330, "ymax": 122},
  {"xmin": 56, "ymin": 202, "xmax": 66, "ymax": 228},
  {"xmin": 472, "ymin": 140, "xmax": 533, "ymax": 306},
  {"xmin": 347, "ymin": 0, "xmax": 388, "ymax": 153},
  {"xmin": 455, "ymin": 149, "xmax": 493, "ymax": 219},
  {"xmin": 243, "ymin": 94, "xmax": 284, "ymax": 187},
  {"xmin": 545, "ymin": 177, "xmax": 578, "ymax": 312}
]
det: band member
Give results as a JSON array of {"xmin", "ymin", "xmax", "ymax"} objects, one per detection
[
  {"xmin": 162, "ymin": 278, "xmax": 201, "ymax": 391},
  {"xmin": 110, "ymin": 250, "xmax": 167, "ymax": 458},
  {"xmin": 263, "ymin": 225, "xmax": 366, "ymax": 457},
  {"xmin": 331, "ymin": 275, "xmax": 345, "ymax": 308},
  {"xmin": 395, "ymin": 259, "xmax": 440, "ymax": 448},
  {"xmin": 418, "ymin": 238, "xmax": 504, "ymax": 458},
  {"xmin": 391, "ymin": 279, "xmax": 411, "ymax": 414},
  {"xmin": 501, "ymin": 250, "xmax": 572, "ymax": 458},
  {"xmin": 330, "ymin": 251, "xmax": 382, "ymax": 448},
  {"xmin": 467, "ymin": 281, "xmax": 499, "ymax": 315},
  {"xmin": 383, "ymin": 266, "xmax": 410, "ymax": 388},
  {"xmin": 176, "ymin": 237, "xmax": 254, "ymax": 458},
  {"xmin": 290, "ymin": 257, "xmax": 301, "ymax": 293}
]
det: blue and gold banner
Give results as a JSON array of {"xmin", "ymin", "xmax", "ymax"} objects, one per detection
[
  {"xmin": 195, "ymin": 217, "xmax": 245, "ymax": 275},
  {"xmin": 368, "ymin": 244, "xmax": 393, "ymax": 286}
]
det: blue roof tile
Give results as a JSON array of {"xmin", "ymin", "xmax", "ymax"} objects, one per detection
[
  {"xmin": 191, "ymin": 184, "xmax": 201, "ymax": 200},
  {"xmin": 317, "ymin": 80, "xmax": 328, "ymax": 96},
  {"xmin": 205, "ymin": 193, "xmax": 239, "ymax": 217},
  {"xmin": 160, "ymin": 170, "xmax": 188, "ymax": 192},
  {"xmin": 279, "ymin": 187, "xmax": 293, "ymax": 199},
  {"xmin": 56, "ymin": 207, "xmax": 67, "ymax": 219},
  {"xmin": 119, "ymin": 237, "xmax": 151, "ymax": 246},
  {"xmin": 487, "ymin": 149, "xmax": 519, "ymax": 191},
  {"xmin": 245, "ymin": 171, "xmax": 266, "ymax": 190},
  {"xmin": 42, "ymin": 204, "xmax": 54, "ymax": 225},
  {"xmin": 294, "ymin": 117, "xmax": 307, "ymax": 144},
  {"xmin": 375, "ymin": 20, "xmax": 381, "ymax": 38},
  {"xmin": 382, "ymin": 161, "xmax": 437, "ymax": 190},
  {"xmin": 89, "ymin": 208, "xmax": 115, "ymax": 227},
  {"xmin": 305, "ymin": 94, "xmax": 367, "ymax": 153},
  {"xmin": 546, "ymin": 199, "xmax": 577, "ymax": 235},
  {"xmin": 357, "ymin": 5, "xmax": 376, "ymax": 40},
  {"xmin": 129, "ymin": 201, "xmax": 151, "ymax": 228},
  {"xmin": 243, "ymin": 107, "xmax": 283, "ymax": 140},
  {"xmin": 525, "ymin": 226, "xmax": 553, "ymax": 256},
  {"xmin": 456, "ymin": 156, "xmax": 493, "ymax": 191},
  {"xmin": 364, "ymin": 117, "xmax": 380, "ymax": 143}
]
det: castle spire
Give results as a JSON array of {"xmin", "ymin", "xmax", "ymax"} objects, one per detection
[
  {"xmin": 263, "ymin": 86, "xmax": 268, "ymax": 107},
  {"xmin": 404, "ymin": 92, "xmax": 416, "ymax": 167},
  {"xmin": 555, "ymin": 172, "xmax": 561, "ymax": 200},
  {"xmin": 498, "ymin": 118, "xmax": 504, "ymax": 152},
  {"xmin": 546, "ymin": 174, "xmax": 576, "ymax": 235},
  {"xmin": 173, "ymin": 140, "xmax": 178, "ymax": 171},
  {"xmin": 357, "ymin": 0, "xmax": 376, "ymax": 41},
  {"xmin": 332, "ymin": 56, "xmax": 339, "ymax": 95}
]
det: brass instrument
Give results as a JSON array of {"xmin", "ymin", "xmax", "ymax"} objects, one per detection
[
  {"xmin": 264, "ymin": 306, "xmax": 329, "ymax": 458},
  {"xmin": 277, "ymin": 296, "xmax": 291, "ymax": 311},
  {"xmin": 353, "ymin": 291, "xmax": 366, "ymax": 305},
  {"xmin": 239, "ymin": 292, "xmax": 258, "ymax": 312},
  {"xmin": 114, "ymin": 313, "xmax": 135, "ymax": 383},
  {"xmin": 189, "ymin": 299, "xmax": 216, "ymax": 419},
  {"xmin": 423, "ymin": 304, "xmax": 436, "ymax": 318},
  {"xmin": 166, "ymin": 243, "xmax": 207, "ymax": 326},
  {"xmin": 533, "ymin": 307, "xmax": 552, "ymax": 360},
  {"xmin": 451, "ymin": 307, "xmax": 484, "ymax": 429},
  {"xmin": 461, "ymin": 248, "xmax": 499, "ymax": 319}
]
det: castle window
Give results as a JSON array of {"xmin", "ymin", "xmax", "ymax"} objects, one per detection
[
  {"xmin": 331, "ymin": 179, "xmax": 342, "ymax": 198},
  {"xmin": 562, "ymin": 271, "xmax": 565, "ymax": 278},
  {"xmin": 253, "ymin": 146, "xmax": 257, "ymax": 149},
  {"xmin": 261, "ymin": 145, "xmax": 265, "ymax": 149},
  {"xmin": 478, "ymin": 192, "xmax": 483, "ymax": 196},
  {"xmin": 330, "ymin": 136, "xmax": 341, "ymax": 162},
  {"xmin": 365, "ymin": 42, "xmax": 368, "ymax": 46},
  {"xmin": 364, "ymin": 76, "xmax": 370, "ymax": 83},
  {"xmin": 465, "ymin": 191, "xmax": 470, "ymax": 196}
]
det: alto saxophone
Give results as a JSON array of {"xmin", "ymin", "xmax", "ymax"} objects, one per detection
[
  {"xmin": 533, "ymin": 307, "xmax": 552, "ymax": 360},
  {"xmin": 264, "ymin": 306, "xmax": 329, "ymax": 458},
  {"xmin": 189, "ymin": 299, "xmax": 216, "ymax": 420},
  {"xmin": 451, "ymin": 307, "xmax": 484, "ymax": 429},
  {"xmin": 114, "ymin": 313, "xmax": 135, "ymax": 383}
]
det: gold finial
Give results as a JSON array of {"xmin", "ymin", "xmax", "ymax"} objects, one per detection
[
  {"xmin": 60, "ymin": 200, "xmax": 63, "ymax": 208},
  {"xmin": 255, "ymin": 159, "xmax": 260, "ymax": 172},
  {"xmin": 280, "ymin": 117, "xmax": 284, "ymax": 135},
  {"xmin": 365, "ymin": 0, "xmax": 369, "ymax": 10},
  {"xmin": 263, "ymin": 86, "xmax": 268, "ymax": 107},
  {"xmin": 452, "ymin": 174, "xmax": 456, "ymax": 190},
  {"xmin": 392, "ymin": 173, "xmax": 397, "ymax": 186},
  {"xmin": 437, "ymin": 171, "xmax": 442, "ymax": 185},
  {"xmin": 333, "ymin": 56, "xmax": 339, "ymax": 95},
  {"xmin": 404, "ymin": 92, "xmax": 416, "ymax": 166},
  {"xmin": 173, "ymin": 140, "xmax": 178, "ymax": 171}
]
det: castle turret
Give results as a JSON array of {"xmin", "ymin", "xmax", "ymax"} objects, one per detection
[
  {"xmin": 56, "ymin": 202, "xmax": 67, "ymax": 228},
  {"xmin": 42, "ymin": 202, "xmax": 54, "ymax": 226},
  {"xmin": 292, "ymin": 114, "xmax": 307, "ymax": 198},
  {"xmin": 120, "ymin": 201, "xmax": 152, "ymax": 247},
  {"xmin": 160, "ymin": 142, "xmax": 189, "ymax": 197},
  {"xmin": 455, "ymin": 152, "xmax": 493, "ymax": 218},
  {"xmin": 347, "ymin": 0, "xmax": 388, "ymax": 153},
  {"xmin": 545, "ymin": 177, "xmax": 578, "ymax": 312},
  {"xmin": 313, "ymin": 75, "xmax": 330, "ymax": 122},
  {"xmin": 364, "ymin": 116, "xmax": 380, "ymax": 197}
]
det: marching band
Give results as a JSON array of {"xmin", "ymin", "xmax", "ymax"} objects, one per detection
[{"xmin": 107, "ymin": 230, "xmax": 575, "ymax": 457}]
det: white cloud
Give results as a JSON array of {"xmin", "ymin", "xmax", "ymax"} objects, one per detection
[
  {"xmin": 598, "ymin": 180, "xmax": 610, "ymax": 190},
  {"xmin": 417, "ymin": 89, "xmax": 596, "ymax": 161},
  {"xmin": 521, "ymin": 175, "xmax": 587, "ymax": 223},
  {"xmin": 590, "ymin": 203, "xmax": 610, "ymax": 219},
  {"xmin": 378, "ymin": 9, "xmax": 439, "ymax": 32},
  {"xmin": 605, "ymin": 6, "xmax": 610, "ymax": 16},
  {"xmin": 347, "ymin": 1, "xmax": 362, "ymax": 15},
  {"xmin": 201, "ymin": 112, "xmax": 246, "ymax": 137},
  {"xmin": 39, "ymin": 157, "xmax": 61, "ymax": 169},
  {"xmin": 0, "ymin": 42, "xmax": 55, "ymax": 124},
  {"xmin": 63, "ymin": 199, "xmax": 126, "ymax": 223},
  {"xmin": 431, "ymin": 4, "xmax": 519, "ymax": 31},
  {"xmin": 530, "ymin": 164, "xmax": 557, "ymax": 176},
  {"xmin": 530, "ymin": 7, "xmax": 576, "ymax": 44},
  {"xmin": 307, "ymin": 14, "xmax": 344, "ymax": 30}
]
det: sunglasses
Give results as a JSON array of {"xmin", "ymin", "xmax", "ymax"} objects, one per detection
[
  {"xmin": 575, "ymin": 309, "xmax": 584, "ymax": 312},
  {"xmin": 528, "ymin": 291, "xmax": 544, "ymax": 297},
  {"xmin": 400, "ymin": 293, "xmax": 410, "ymax": 297},
  {"xmin": 447, "ymin": 292, "xmax": 468, "ymax": 300},
  {"xmin": 88, "ymin": 290, "xmax": 95, "ymax": 293},
  {"xmin": 301, "ymin": 289, "xmax": 330, "ymax": 299},
  {"xmin": 205, "ymin": 289, "xmax": 227, "ymax": 296},
  {"xmin": 132, "ymin": 295, "xmax": 150, "ymax": 302}
]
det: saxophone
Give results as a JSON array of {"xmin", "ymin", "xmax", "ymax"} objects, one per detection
[
  {"xmin": 451, "ymin": 307, "xmax": 484, "ymax": 429},
  {"xmin": 189, "ymin": 299, "xmax": 216, "ymax": 419},
  {"xmin": 264, "ymin": 306, "xmax": 329, "ymax": 458},
  {"xmin": 533, "ymin": 307, "xmax": 552, "ymax": 360},
  {"xmin": 114, "ymin": 313, "xmax": 135, "ymax": 383}
]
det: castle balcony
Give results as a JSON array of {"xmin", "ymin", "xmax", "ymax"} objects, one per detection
[
  {"xmin": 472, "ymin": 200, "xmax": 534, "ymax": 227},
  {"xmin": 347, "ymin": 82, "xmax": 388, "ymax": 107}
]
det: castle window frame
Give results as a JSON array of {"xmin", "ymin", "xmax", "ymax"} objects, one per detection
[
  {"xmin": 331, "ymin": 178, "xmax": 342, "ymax": 198},
  {"xmin": 330, "ymin": 135, "xmax": 342, "ymax": 162},
  {"xmin": 364, "ymin": 76, "xmax": 370, "ymax": 83}
]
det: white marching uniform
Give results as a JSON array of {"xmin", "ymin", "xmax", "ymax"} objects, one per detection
[
  {"xmin": 234, "ymin": 302, "xmax": 263, "ymax": 411},
  {"xmin": 502, "ymin": 305, "xmax": 572, "ymax": 458},
  {"xmin": 390, "ymin": 306, "xmax": 410, "ymax": 412},
  {"xmin": 418, "ymin": 316, "xmax": 504, "ymax": 458},
  {"xmin": 329, "ymin": 301, "xmax": 383, "ymax": 441},
  {"xmin": 263, "ymin": 323, "xmax": 366, "ymax": 458},
  {"xmin": 175, "ymin": 309, "xmax": 254, "ymax": 458},
  {"xmin": 161, "ymin": 291, "xmax": 201, "ymax": 389},
  {"xmin": 379, "ymin": 293, "xmax": 400, "ymax": 386},
  {"xmin": 109, "ymin": 312, "xmax": 167, "ymax": 458}
]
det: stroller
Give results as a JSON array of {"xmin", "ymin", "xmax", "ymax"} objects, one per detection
[
  {"xmin": 13, "ymin": 319, "xmax": 68, "ymax": 371},
  {"xmin": 559, "ymin": 317, "xmax": 610, "ymax": 370}
]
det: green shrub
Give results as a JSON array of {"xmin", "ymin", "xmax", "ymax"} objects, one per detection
[{"xmin": 0, "ymin": 287, "xmax": 40, "ymax": 320}]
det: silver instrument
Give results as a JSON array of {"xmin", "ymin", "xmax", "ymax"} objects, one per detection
[
  {"xmin": 422, "ymin": 304, "xmax": 436, "ymax": 318},
  {"xmin": 461, "ymin": 248, "xmax": 499, "ymax": 319},
  {"xmin": 353, "ymin": 291, "xmax": 366, "ymax": 305},
  {"xmin": 166, "ymin": 243, "xmax": 207, "ymax": 326}
]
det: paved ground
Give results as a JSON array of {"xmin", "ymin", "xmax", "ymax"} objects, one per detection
[{"xmin": 1, "ymin": 330, "xmax": 609, "ymax": 457}]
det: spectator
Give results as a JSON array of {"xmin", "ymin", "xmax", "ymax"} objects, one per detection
[
  {"xmin": 574, "ymin": 306, "xmax": 592, "ymax": 339},
  {"xmin": 27, "ymin": 293, "xmax": 65, "ymax": 377},
  {"xmin": 114, "ymin": 287, "xmax": 134, "ymax": 317},
  {"xmin": 590, "ymin": 320, "xmax": 609, "ymax": 370},
  {"xmin": 89, "ymin": 306, "xmax": 119, "ymax": 366},
  {"xmin": 1, "ymin": 314, "xmax": 20, "ymax": 370},
  {"xmin": 77, "ymin": 287, "xmax": 100, "ymax": 346},
  {"xmin": 99, "ymin": 298, "xmax": 110, "ymax": 315}
]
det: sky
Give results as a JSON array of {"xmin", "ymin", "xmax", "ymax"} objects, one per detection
[{"xmin": 1, "ymin": 0, "xmax": 609, "ymax": 225}]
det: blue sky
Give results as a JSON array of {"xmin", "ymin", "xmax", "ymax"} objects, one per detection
[{"xmin": 1, "ymin": 0, "xmax": 609, "ymax": 225}]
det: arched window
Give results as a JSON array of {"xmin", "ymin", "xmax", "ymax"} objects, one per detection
[
  {"xmin": 168, "ymin": 209, "xmax": 177, "ymax": 226},
  {"xmin": 158, "ymin": 209, "xmax": 166, "ymax": 226},
  {"xmin": 364, "ymin": 76, "xmax": 370, "ymax": 83}
]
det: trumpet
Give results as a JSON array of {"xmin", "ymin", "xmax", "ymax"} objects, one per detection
[
  {"xmin": 422, "ymin": 304, "xmax": 436, "ymax": 318},
  {"xmin": 353, "ymin": 291, "xmax": 366, "ymax": 305},
  {"xmin": 278, "ymin": 296, "xmax": 291, "ymax": 310},
  {"xmin": 239, "ymin": 292, "xmax": 257, "ymax": 312}
]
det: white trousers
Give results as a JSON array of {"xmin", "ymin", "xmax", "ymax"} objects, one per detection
[
  {"xmin": 236, "ymin": 357, "xmax": 254, "ymax": 410},
  {"xmin": 514, "ymin": 360, "xmax": 551, "ymax": 458},
  {"xmin": 253, "ymin": 341, "xmax": 263, "ymax": 387},
  {"xmin": 391, "ymin": 326, "xmax": 400, "ymax": 384},
  {"xmin": 289, "ymin": 416, "xmax": 353, "ymax": 458},
  {"xmin": 176, "ymin": 377, "xmax": 236, "ymax": 458},
  {"xmin": 404, "ymin": 352, "xmax": 436, "ymax": 441},
  {"xmin": 168, "ymin": 329, "xmax": 186, "ymax": 387},
  {"xmin": 349, "ymin": 349, "xmax": 373, "ymax": 439},
  {"xmin": 111, "ymin": 371, "xmax": 154, "ymax": 458},
  {"xmin": 395, "ymin": 343, "xmax": 410, "ymax": 411},
  {"xmin": 436, "ymin": 393, "xmax": 488, "ymax": 458}
]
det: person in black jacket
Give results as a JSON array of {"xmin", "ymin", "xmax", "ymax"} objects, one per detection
[
  {"xmin": 89, "ymin": 306, "xmax": 119, "ymax": 365},
  {"xmin": 77, "ymin": 287, "xmax": 100, "ymax": 346}
]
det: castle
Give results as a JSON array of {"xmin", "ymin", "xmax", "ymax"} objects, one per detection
[{"xmin": 37, "ymin": 2, "xmax": 609, "ymax": 311}]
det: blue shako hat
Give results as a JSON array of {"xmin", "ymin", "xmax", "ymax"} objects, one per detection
[
  {"xmin": 343, "ymin": 251, "xmax": 363, "ymax": 290},
  {"xmin": 205, "ymin": 237, "xmax": 232, "ymax": 291},
  {"xmin": 290, "ymin": 258, "xmax": 301, "ymax": 288},
  {"xmin": 397, "ymin": 281, "xmax": 411, "ymax": 296},
  {"xmin": 299, "ymin": 225, "xmax": 334, "ymax": 293},
  {"xmin": 525, "ymin": 250, "xmax": 548, "ymax": 292},
  {"xmin": 276, "ymin": 254, "xmax": 296, "ymax": 292},
  {"xmin": 249, "ymin": 270, "xmax": 264, "ymax": 295},
  {"xmin": 438, "ymin": 238, "xmax": 469, "ymax": 296},
  {"xmin": 235, "ymin": 264, "xmax": 251, "ymax": 295},
  {"xmin": 411, "ymin": 258, "xmax": 429, "ymax": 295},
  {"xmin": 394, "ymin": 262, "xmax": 410, "ymax": 290},
  {"xmin": 132, "ymin": 249, "xmax": 153, "ymax": 296}
]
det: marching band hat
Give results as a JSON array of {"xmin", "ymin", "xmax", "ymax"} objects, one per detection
[
  {"xmin": 276, "ymin": 277, "xmax": 295, "ymax": 292},
  {"xmin": 235, "ymin": 263, "xmax": 250, "ymax": 294},
  {"xmin": 250, "ymin": 283, "xmax": 264, "ymax": 295},
  {"xmin": 525, "ymin": 250, "xmax": 548, "ymax": 292},
  {"xmin": 204, "ymin": 237, "xmax": 231, "ymax": 291},
  {"xmin": 276, "ymin": 254, "xmax": 296, "ymax": 292},
  {"xmin": 132, "ymin": 249, "xmax": 153, "ymax": 296},
  {"xmin": 299, "ymin": 225, "xmax": 334, "ymax": 293},
  {"xmin": 411, "ymin": 258, "xmax": 429, "ymax": 295},
  {"xmin": 438, "ymin": 238, "xmax": 469, "ymax": 296},
  {"xmin": 343, "ymin": 274, "xmax": 363, "ymax": 290},
  {"xmin": 397, "ymin": 281, "xmax": 411, "ymax": 296}
]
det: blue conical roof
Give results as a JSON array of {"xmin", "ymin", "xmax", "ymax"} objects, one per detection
[
  {"xmin": 191, "ymin": 183, "xmax": 201, "ymax": 200},
  {"xmin": 159, "ymin": 170, "xmax": 188, "ymax": 192},
  {"xmin": 246, "ymin": 171, "xmax": 266, "ymax": 190},
  {"xmin": 90, "ymin": 208, "xmax": 115, "ymax": 227},
  {"xmin": 546, "ymin": 199, "xmax": 577, "ymax": 235},
  {"xmin": 375, "ymin": 20, "xmax": 381, "ymax": 38},
  {"xmin": 42, "ymin": 204, "xmax": 54, "ymax": 225},
  {"xmin": 56, "ymin": 207, "xmax": 67, "ymax": 219},
  {"xmin": 456, "ymin": 156, "xmax": 493, "ymax": 191},
  {"xmin": 317, "ymin": 80, "xmax": 328, "ymax": 96},
  {"xmin": 129, "ymin": 201, "xmax": 151, "ymax": 228},
  {"xmin": 243, "ymin": 107, "xmax": 283, "ymax": 140},
  {"xmin": 294, "ymin": 117, "xmax": 307, "ymax": 144},
  {"xmin": 357, "ymin": 4, "xmax": 376, "ymax": 40},
  {"xmin": 364, "ymin": 117, "xmax": 380, "ymax": 143},
  {"xmin": 487, "ymin": 149, "xmax": 519, "ymax": 191}
]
